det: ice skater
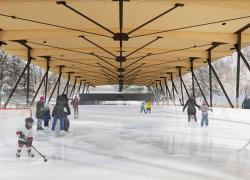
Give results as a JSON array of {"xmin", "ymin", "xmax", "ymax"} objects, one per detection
[
  {"xmin": 199, "ymin": 100, "xmax": 212, "ymax": 127},
  {"xmin": 52, "ymin": 94, "xmax": 71, "ymax": 134},
  {"xmin": 36, "ymin": 96, "xmax": 45, "ymax": 130},
  {"xmin": 183, "ymin": 96, "xmax": 200, "ymax": 124},
  {"xmin": 140, "ymin": 102, "xmax": 145, "ymax": 113},
  {"xmin": 145, "ymin": 100, "xmax": 151, "ymax": 114},
  {"xmin": 16, "ymin": 118, "xmax": 35, "ymax": 158},
  {"xmin": 71, "ymin": 95, "xmax": 79, "ymax": 118}
]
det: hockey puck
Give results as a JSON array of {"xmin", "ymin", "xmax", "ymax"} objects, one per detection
[{"xmin": 44, "ymin": 158, "xmax": 48, "ymax": 162}]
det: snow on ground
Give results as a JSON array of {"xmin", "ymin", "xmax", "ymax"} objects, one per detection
[{"xmin": 0, "ymin": 105, "xmax": 250, "ymax": 180}]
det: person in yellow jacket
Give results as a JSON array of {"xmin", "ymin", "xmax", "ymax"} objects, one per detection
[{"xmin": 145, "ymin": 100, "xmax": 151, "ymax": 114}]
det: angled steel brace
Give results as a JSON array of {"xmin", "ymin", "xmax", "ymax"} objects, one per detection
[
  {"xmin": 63, "ymin": 72, "xmax": 73, "ymax": 95},
  {"xmin": 100, "ymin": 69, "xmax": 117, "ymax": 82},
  {"xmin": 79, "ymin": 36, "xmax": 116, "ymax": 58},
  {"xmin": 191, "ymin": 71, "xmax": 209, "ymax": 106},
  {"xmin": 125, "ymin": 37, "xmax": 162, "ymax": 58},
  {"xmin": 124, "ymin": 54, "xmax": 151, "ymax": 69},
  {"xmin": 158, "ymin": 80, "xmax": 165, "ymax": 97},
  {"xmin": 30, "ymin": 69, "xmax": 48, "ymax": 105},
  {"xmin": 28, "ymin": 41, "xmax": 92, "ymax": 56},
  {"xmin": 180, "ymin": 76, "xmax": 190, "ymax": 99},
  {"xmin": 57, "ymin": 1, "xmax": 114, "ymax": 35},
  {"xmin": 131, "ymin": 15, "xmax": 250, "ymax": 38},
  {"xmin": 97, "ymin": 63, "xmax": 117, "ymax": 76},
  {"xmin": 48, "ymin": 75, "xmax": 60, "ymax": 102},
  {"xmin": 4, "ymin": 44, "xmax": 32, "ymax": 108},
  {"xmin": 207, "ymin": 60, "xmax": 234, "ymax": 108},
  {"xmin": 163, "ymin": 78, "xmax": 172, "ymax": 99},
  {"xmin": 51, "ymin": 56, "xmax": 100, "ymax": 68},
  {"xmin": 76, "ymin": 80, "xmax": 83, "ymax": 95},
  {"xmin": 235, "ymin": 44, "xmax": 250, "ymax": 72},
  {"xmin": 92, "ymin": 53, "xmax": 117, "ymax": 69},
  {"xmin": 69, "ymin": 77, "xmax": 77, "ymax": 98},
  {"xmin": 81, "ymin": 82, "xmax": 86, "ymax": 94},
  {"xmin": 169, "ymin": 73, "xmax": 178, "ymax": 94},
  {"xmin": 127, "ymin": 3, "xmax": 184, "ymax": 35},
  {"xmin": 125, "ymin": 63, "xmax": 145, "ymax": 76}
]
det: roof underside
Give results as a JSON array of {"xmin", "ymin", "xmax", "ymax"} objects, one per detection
[{"xmin": 0, "ymin": 0, "xmax": 250, "ymax": 87}]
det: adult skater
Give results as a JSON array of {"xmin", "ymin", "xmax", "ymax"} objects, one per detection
[
  {"xmin": 71, "ymin": 95, "xmax": 79, "ymax": 118},
  {"xmin": 145, "ymin": 100, "xmax": 151, "ymax": 114},
  {"xmin": 36, "ymin": 96, "xmax": 45, "ymax": 130},
  {"xmin": 242, "ymin": 95, "xmax": 250, "ymax": 109},
  {"xmin": 183, "ymin": 96, "xmax": 200, "ymax": 123},
  {"xmin": 16, "ymin": 117, "xmax": 35, "ymax": 158},
  {"xmin": 52, "ymin": 94, "xmax": 71, "ymax": 133},
  {"xmin": 199, "ymin": 100, "xmax": 213, "ymax": 127}
]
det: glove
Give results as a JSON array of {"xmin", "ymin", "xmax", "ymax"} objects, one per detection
[
  {"xmin": 27, "ymin": 137, "xmax": 33, "ymax": 146},
  {"xmin": 18, "ymin": 132, "xmax": 25, "ymax": 139}
]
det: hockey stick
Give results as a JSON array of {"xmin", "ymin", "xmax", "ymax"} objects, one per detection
[
  {"xmin": 31, "ymin": 145, "xmax": 48, "ymax": 162},
  {"xmin": 238, "ymin": 139, "xmax": 250, "ymax": 152}
]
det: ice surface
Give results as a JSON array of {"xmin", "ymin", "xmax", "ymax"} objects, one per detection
[{"xmin": 0, "ymin": 105, "xmax": 250, "ymax": 180}]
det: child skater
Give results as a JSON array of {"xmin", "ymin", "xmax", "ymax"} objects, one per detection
[
  {"xmin": 16, "ymin": 117, "xmax": 35, "ymax": 158},
  {"xmin": 199, "ymin": 100, "xmax": 213, "ymax": 127}
]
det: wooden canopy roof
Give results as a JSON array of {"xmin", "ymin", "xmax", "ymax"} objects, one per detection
[{"xmin": 0, "ymin": 0, "xmax": 250, "ymax": 88}]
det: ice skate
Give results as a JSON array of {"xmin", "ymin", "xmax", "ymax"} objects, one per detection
[
  {"xmin": 27, "ymin": 150, "xmax": 34, "ymax": 158},
  {"xmin": 16, "ymin": 150, "xmax": 21, "ymax": 158}
]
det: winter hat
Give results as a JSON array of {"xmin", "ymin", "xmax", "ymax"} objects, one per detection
[{"xmin": 40, "ymin": 96, "xmax": 45, "ymax": 101}]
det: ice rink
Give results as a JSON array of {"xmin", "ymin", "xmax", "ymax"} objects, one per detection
[{"xmin": 0, "ymin": 105, "xmax": 250, "ymax": 180}]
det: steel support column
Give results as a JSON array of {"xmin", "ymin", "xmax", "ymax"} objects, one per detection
[
  {"xmin": 178, "ymin": 68, "xmax": 184, "ymax": 105},
  {"xmin": 44, "ymin": 57, "xmax": 50, "ymax": 102},
  {"xmin": 208, "ymin": 51, "xmax": 213, "ymax": 107},
  {"xmin": 190, "ymin": 59, "xmax": 195, "ymax": 99},
  {"xmin": 57, "ymin": 66, "xmax": 63, "ymax": 96},
  {"xmin": 236, "ymin": 33, "xmax": 241, "ymax": 108},
  {"xmin": 26, "ymin": 48, "xmax": 31, "ymax": 105}
]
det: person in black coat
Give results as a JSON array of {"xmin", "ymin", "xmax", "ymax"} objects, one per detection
[
  {"xmin": 242, "ymin": 95, "xmax": 250, "ymax": 109},
  {"xmin": 183, "ymin": 96, "xmax": 200, "ymax": 123},
  {"xmin": 51, "ymin": 94, "xmax": 71, "ymax": 131}
]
